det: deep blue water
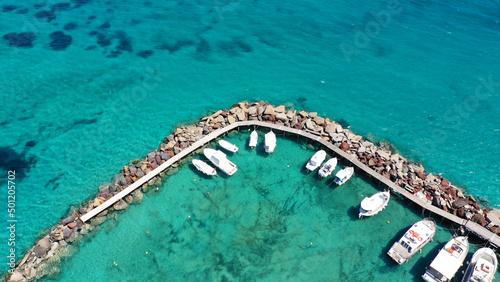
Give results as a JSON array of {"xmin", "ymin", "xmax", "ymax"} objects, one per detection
[{"xmin": 0, "ymin": 0, "xmax": 498, "ymax": 280}]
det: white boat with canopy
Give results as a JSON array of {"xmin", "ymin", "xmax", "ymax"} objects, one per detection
[
  {"xmin": 249, "ymin": 130, "xmax": 258, "ymax": 148},
  {"xmin": 359, "ymin": 191, "xmax": 390, "ymax": 218},
  {"xmin": 219, "ymin": 140, "xmax": 239, "ymax": 153},
  {"xmin": 318, "ymin": 157, "xmax": 337, "ymax": 178},
  {"xmin": 422, "ymin": 236, "xmax": 469, "ymax": 282},
  {"xmin": 264, "ymin": 131, "xmax": 276, "ymax": 153},
  {"xmin": 333, "ymin": 167, "xmax": 354, "ymax": 185},
  {"xmin": 192, "ymin": 159, "xmax": 218, "ymax": 177},
  {"xmin": 387, "ymin": 218, "xmax": 436, "ymax": 264},
  {"xmin": 306, "ymin": 150, "xmax": 326, "ymax": 171},
  {"xmin": 461, "ymin": 247, "xmax": 498, "ymax": 282},
  {"xmin": 203, "ymin": 148, "xmax": 238, "ymax": 176}
]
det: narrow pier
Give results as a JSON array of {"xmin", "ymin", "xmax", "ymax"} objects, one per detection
[{"xmin": 80, "ymin": 121, "xmax": 500, "ymax": 248}]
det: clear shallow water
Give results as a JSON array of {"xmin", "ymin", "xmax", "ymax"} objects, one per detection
[
  {"xmin": 0, "ymin": 0, "xmax": 499, "ymax": 279},
  {"xmin": 43, "ymin": 132, "xmax": 477, "ymax": 281}
]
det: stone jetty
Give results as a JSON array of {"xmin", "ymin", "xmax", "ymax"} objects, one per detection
[{"xmin": 6, "ymin": 101, "xmax": 500, "ymax": 281}]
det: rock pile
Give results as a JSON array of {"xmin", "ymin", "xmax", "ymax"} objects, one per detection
[{"xmin": 8, "ymin": 101, "xmax": 499, "ymax": 281}]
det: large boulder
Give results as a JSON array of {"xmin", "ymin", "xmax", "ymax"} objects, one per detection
[
  {"xmin": 313, "ymin": 116, "xmax": 324, "ymax": 125},
  {"xmin": 305, "ymin": 119, "xmax": 315, "ymax": 130},
  {"xmin": 63, "ymin": 227, "xmax": 73, "ymax": 239},
  {"xmin": 61, "ymin": 216, "xmax": 74, "ymax": 226},
  {"xmin": 113, "ymin": 200, "xmax": 128, "ymax": 211},
  {"xmin": 276, "ymin": 113, "xmax": 287, "ymax": 121},
  {"xmin": 325, "ymin": 123, "xmax": 336, "ymax": 135},
  {"xmin": 274, "ymin": 105, "xmax": 285, "ymax": 113},
  {"xmin": 471, "ymin": 214, "xmax": 489, "ymax": 227},
  {"xmin": 340, "ymin": 142, "xmax": 349, "ymax": 152},
  {"xmin": 490, "ymin": 226, "xmax": 500, "ymax": 235},
  {"xmin": 9, "ymin": 271, "xmax": 25, "ymax": 282},
  {"xmin": 33, "ymin": 237, "xmax": 51, "ymax": 258},
  {"xmin": 264, "ymin": 105, "xmax": 274, "ymax": 115},
  {"xmin": 248, "ymin": 107, "xmax": 257, "ymax": 116},
  {"xmin": 452, "ymin": 198, "xmax": 468, "ymax": 209}
]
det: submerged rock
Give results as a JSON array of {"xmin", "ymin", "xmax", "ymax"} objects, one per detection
[
  {"xmin": 3, "ymin": 32, "xmax": 36, "ymax": 48},
  {"xmin": 49, "ymin": 31, "xmax": 72, "ymax": 50}
]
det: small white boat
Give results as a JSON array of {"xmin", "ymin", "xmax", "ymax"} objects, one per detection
[
  {"xmin": 461, "ymin": 247, "xmax": 498, "ymax": 282},
  {"xmin": 306, "ymin": 150, "xmax": 326, "ymax": 171},
  {"xmin": 333, "ymin": 167, "xmax": 354, "ymax": 185},
  {"xmin": 264, "ymin": 131, "xmax": 276, "ymax": 153},
  {"xmin": 249, "ymin": 130, "xmax": 258, "ymax": 148},
  {"xmin": 203, "ymin": 148, "xmax": 238, "ymax": 176},
  {"xmin": 422, "ymin": 236, "xmax": 469, "ymax": 282},
  {"xmin": 387, "ymin": 218, "xmax": 436, "ymax": 264},
  {"xmin": 359, "ymin": 191, "xmax": 390, "ymax": 218},
  {"xmin": 318, "ymin": 157, "xmax": 337, "ymax": 178},
  {"xmin": 192, "ymin": 159, "xmax": 217, "ymax": 177},
  {"xmin": 218, "ymin": 140, "xmax": 239, "ymax": 153}
]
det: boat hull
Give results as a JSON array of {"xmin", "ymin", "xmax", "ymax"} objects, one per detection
[
  {"xmin": 219, "ymin": 140, "xmax": 239, "ymax": 153},
  {"xmin": 422, "ymin": 236, "xmax": 469, "ymax": 282},
  {"xmin": 318, "ymin": 158, "xmax": 337, "ymax": 178},
  {"xmin": 359, "ymin": 191, "xmax": 390, "ymax": 218},
  {"xmin": 306, "ymin": 150, "xmax": 326, "ymax": 171},
  {"xmin": 264, "ymin": 131, "xmax": 276, "ymax": 153},
  {"xmin": 204, "ymin": 149, "xmax": 238, "ymax": 176},
  {"xmin": 192, "ymin": 160, "xmax": 217, "ymax": 176},
  {"xmin": 333, "ymin": 167, "xmax": 354, "ymax": 185},
  {"xmin": 249, "ymin": 130, "xmax": 258, "ymax": 148},
  {"xmin": 387, "ymin": 218, "xmax": 436, "ymax": 265},
  {"xmin": 461, "ymin": 247, "xmax": 498, "ymax": 282}
]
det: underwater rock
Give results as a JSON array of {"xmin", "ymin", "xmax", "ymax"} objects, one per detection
[
  {"xmin": 2, "ymin": 5, "xmax": 18, "ymax": 12},
  {"xmin": 34, "ymin": 10, "xmax": 56, "ymax": 22},
  {"xmin": 16, "ymin": 8, "xmax": 29, "ymax": 14},
  {"xmin": 3, "ymin": 32, "xmax": 36, "ymax": 48},
  {"xmin": 49, "ymin": 31, "xmax": 72, "ymax": 50},
  {"xmin": 51, "ymin": 2, "xmax": 72, "ymax": 11},
  {"xmin": 64, "ymin": 22, "xmax": 78, "ymax": 30},
  {"xmin": 137, "ymin": 50, "xmax": 153, "ymax": 58}
]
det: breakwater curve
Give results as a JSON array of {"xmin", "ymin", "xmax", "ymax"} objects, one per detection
[{"xmin": 7, "ymin": 101, "xmax": 500, "ymax": 281}]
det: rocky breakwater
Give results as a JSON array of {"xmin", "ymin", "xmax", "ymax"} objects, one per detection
[
  {"xmin": 196, "ymin": 101, "xmax": 500, "ymax": 237},
  {"xmin": 8, "ymin": 101, "xmax": 499, "ymax": 281}
]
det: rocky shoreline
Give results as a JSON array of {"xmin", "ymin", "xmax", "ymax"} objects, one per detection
[{"xmin": 7, "ymin": 101, "xmax": 499, "ymax": 281}]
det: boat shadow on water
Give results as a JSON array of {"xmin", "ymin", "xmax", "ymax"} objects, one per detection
[
  {"xmin": 408, "ymin": 244, "xmax": 443, "ymax": 281},
  {"xmin": 346, "ymin": 206, "xmax": 360, "ymax": 221}
]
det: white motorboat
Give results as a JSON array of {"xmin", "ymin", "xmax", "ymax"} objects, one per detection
[
  {"xmin": 203, "ymin": 148, "xmax": 238, "ymax": 176},
  {"xmin": 318, "ymin": 157, "xmax": 337, "ymax": 178},
  {"xmin": 305, "ymin": 150, "xmax": 326, "ymax": 171},
  {"xmin": 359, "ymin": 191, "xmax": 390, "ymax": 218},
  {"xmin": 333, "ymin": 167, "xmax": 354, "ymax": 185},
  {"xmin": 422, "ymin": 236, "xmax": 469, "ymax": 282},
  {"xmin": 249, "ymin": 130, "xmax": 258, "ymax": 148},
  {"xmin": 264, "ymin": 131, "xmax": 276, "ymax": 153},
  {"xmin": 387, "ymin": 218, "xmax": 436, "ymax": 265},
  {"xmin": 219, "ymin": 140, "xmax": 239, "ymax": 153},
  {"xmin": 461, "ymin": 247, "xmax": 498, "ymax": 282},
  {"xmin": 192, "ymin": 159, "xmax": 218, "ymax": 177}
]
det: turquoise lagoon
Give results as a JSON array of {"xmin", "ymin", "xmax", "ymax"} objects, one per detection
[
  {"xmin": 45, "ymin": 132, "xmax": 478, "ymax": 281},
  {"xmin": 0, "ymin": 0, "xmax": 499, "ymax": 280}
]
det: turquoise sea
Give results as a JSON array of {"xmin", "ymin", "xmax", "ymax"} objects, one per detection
[{"xmin": 0, "ymin": 0, "xmax": 499, "ymax": 280}]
